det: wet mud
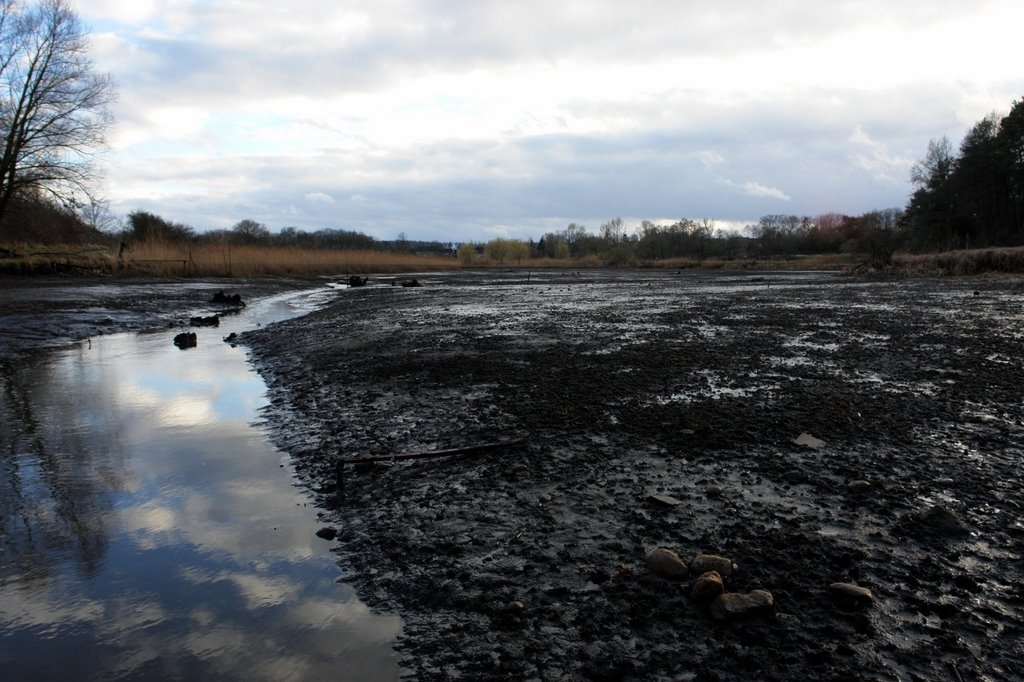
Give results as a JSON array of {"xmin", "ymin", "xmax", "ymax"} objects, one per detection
[
  {"xmin": 243, "ymin": 270, "xmax": 1024, "ymax": 681},
  {"xmin": 0, "ymin": 276, "xmax": 314, "ymax": 360}
]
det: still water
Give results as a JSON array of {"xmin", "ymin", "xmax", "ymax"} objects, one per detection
[{"xmin": 0, "ymin": 288, "xmax": 401, "ymax": 681}]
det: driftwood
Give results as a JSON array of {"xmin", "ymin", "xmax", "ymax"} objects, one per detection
[
  {"xmin": 343, "ymin": 439, "xmax": 525, "ymax": 465},
  {"xmin": 335, "ymin": 439, "xmax": 525, "ymax": 495}
]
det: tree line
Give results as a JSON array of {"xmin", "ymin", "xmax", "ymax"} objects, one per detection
[
  {"xmin": 119, "ymin": 210, "xmax": 455, "ymax": 255},
  {"xmin": 466, "ymin": 209, "xmax": 905, "ymax": 266},
  {"xmin": 904, "ymin": 99, "xmax": 1024, "ymax": 250}
]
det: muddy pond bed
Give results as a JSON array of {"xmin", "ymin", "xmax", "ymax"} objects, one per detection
[{"xmin": 240, "ymin": 270, "xmax": 1024, "ymax": 681}]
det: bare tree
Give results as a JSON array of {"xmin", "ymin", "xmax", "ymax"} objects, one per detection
[
  {"xmin": 0, "ymin": 0, "xmax": 115, "ymax": 225},
  {"xmin": 80, "ymin": 195, "xmax": 115, "ymax": 231},
  {"xmin": 231, "ymin": 218, "xmax": 270, "ymax": 244}
]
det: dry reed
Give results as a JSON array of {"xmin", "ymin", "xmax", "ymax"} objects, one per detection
[{"xmin": 893, "ymin": 247, "xmax": 1024, "ymax": 276}]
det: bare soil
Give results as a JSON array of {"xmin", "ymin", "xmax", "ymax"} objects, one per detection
[{"xmin": 241, "ymin": 270, "xmax": 1024, "ymax": 681}]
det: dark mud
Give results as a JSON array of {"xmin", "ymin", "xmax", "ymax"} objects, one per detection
[
  {"xmin": 243, "ymin": 270, "xmax": 1024, "ymax": 681},
  {"xmin": 0, "ymin": 276, "xmax": 317, "ymax": 360}
]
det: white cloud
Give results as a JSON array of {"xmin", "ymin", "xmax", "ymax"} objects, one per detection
[
  {"xmin": 77, "ymin": 0, "xmax": 1024, "ymax": 241},
  {"xmin": 718, "ymin": 178, "xmax": 792, "ymax": 202},
  {"xmin": 849, "ymin": 126, "xmax": 915, "ymax": 184},
  {"xmin": 742, "ymin": 182, "xmax": 792, "ymax": 201},
  {"xmin": 304, "ymin": 192, "xmax": 335, "ymax": 204}
]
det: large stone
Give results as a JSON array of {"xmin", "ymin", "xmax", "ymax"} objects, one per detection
[
  {"xmin": 690, "ymin": 571, "xmax": 724, "ymax": 602},
  {"xmin": 918, "ymin": 505, "xmax": 970, "ymax": 534},
  {"xmin": 793, "ymin": 433, "xmax": 826, "ymax": 449},
  {"xmin": 315, "ymin": 526, "xmax": 338, "ymax": 541},
  {"xmin": 647, "ymin": 493, "xmax": 683, "ymax": 507},
  {"xmin": 709, "ymin": 590, "xmax": 774, "ymax": 621},
  {"xmin": 828, "ymin": 582, "xmax": 873, "ymax": 608},
  {"xmin": 645, "ymin": 548, "xmax": 688, "ymax": 579},
  {"xmin": 690, "ymin": 554, "xmax": 734, "ymax": 577}
]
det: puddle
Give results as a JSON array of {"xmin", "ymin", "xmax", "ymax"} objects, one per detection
[{"xmin": 0, "ymin": 288, "xmax": 401, "ymax": 680}]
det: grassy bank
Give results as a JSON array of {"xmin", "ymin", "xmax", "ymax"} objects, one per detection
[{"xmin": 5, "ymin": 241, "xmax": 1024, "ymax": 277}]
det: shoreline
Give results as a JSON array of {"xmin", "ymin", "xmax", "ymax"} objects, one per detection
[{"xmin": 240, "ymin": 269, "xmax": 1024, "ymax": 680}]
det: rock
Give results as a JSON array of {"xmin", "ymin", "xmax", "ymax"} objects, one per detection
[
  {"xmin": 646, "ymin": 548, "xmax": 688, "ymax": 579},
  {"xmin": 829, "ymin": 582, "xmax": 873, "ymax": 608},
  {"xmin": 705, "ymin": 485, "xmax": 724, "ymax": 498},
  {"xmin": 847, "ymin": 480, "xmax": 871, "ymax": 494},
  {"xmin": 190, "ymin": 315, "xmax": 220, "ymax": 327},
  {"xmin": 709, "ymin": 590, "xmax": 774, "ymax": 621},
  {"xmin": 315, "ymin": 526, "xmax": 338, "ymax": 540},
  {"xmin": 504, "ymin": 600, "xmax": 525, "ymax": 613},
  {"xmin": 647, "ymin": 493, "xmax": 683, "ymax": 507},
  {"xmin": 690, "ymin": 571, "xmax": 724, "ymax": 602},
  {"xmin": 210, "ymin": 290, "xmax": 245, "ymax": 306},
  {"xmin": 794, "ymin": 433, "xmax": 826, "ymax": 449},
  {"xmin": 223, "ymin": 332, "xmax": 238, "ymax": 343},
  {"xmin": 173, "ymin": 331, "xmax": 197, "ymax": 349},
  {"xmin": 918, "ymin": 505, "xmax": 970, "ymax": 534},
  {"xmin": 690, "ymin": 554, "xmax": 734, "ymax": 577}
]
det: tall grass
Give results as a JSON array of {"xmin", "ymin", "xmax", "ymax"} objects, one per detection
[
  {"xmin": 0, "ymin": 241, "xmax": 461, "ymax": 277},
  {"xmin": 126, "ymin": 242, "xmax": 459, "ymax": 277},
  {"xmin": 892, "ymin": 247, "xmax": 1024, "ymax": 275},
  {"xmin": 7, "ymin": 240, "xmax": 1024, "ymax": 278}
]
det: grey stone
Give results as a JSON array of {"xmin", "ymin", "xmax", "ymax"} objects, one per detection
[
  {"xmin": 829, "ymin": 582, "xmax": 873, "ymax": 607},
  {"xmin": 793, "ymin": 433, "xmax": 826, "ymax": 449},
  {"xmin": 709, "ymin": 590, "xmax": 774, "ymax": 621},
  {"xmin": 918, "ymin": 505, "xmax": 969, "ymax": 534},
  {"xmin": 847, "ymin": 480, "xmax": 871, "ymax": 494},
  {"xmin": 690, "ymin": 554, "xmax": 734, "ymax": 577},
  {"xmin": 645, "ymin": 548, "xmax": 688, "ymax": 579},
  {"xmin": 705, "ymin": 485, "xmax": 724, "ymax": 498}
]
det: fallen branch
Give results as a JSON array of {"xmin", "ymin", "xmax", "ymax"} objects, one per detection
[
  {"xmin": 334, "ymin": 438, "xmax": 526, "ymax": 497},
  {"xmin": 341, "ymin": 438, "xmax": 525, "ymax": 465}
]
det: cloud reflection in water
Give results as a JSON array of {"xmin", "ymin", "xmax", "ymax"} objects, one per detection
[{"xmin": 0, "ymin": 291, "xmax": 400, "ymax": 680}]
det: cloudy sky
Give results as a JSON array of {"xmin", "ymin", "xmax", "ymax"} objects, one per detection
[{"xmin": 78, "ymin": 0, "xmax": 1023, "ymax": 242}]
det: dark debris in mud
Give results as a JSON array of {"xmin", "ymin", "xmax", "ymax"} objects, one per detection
[{"xmin": 243, "ymin": 271, "xmax": 1024, "ymax": 681}]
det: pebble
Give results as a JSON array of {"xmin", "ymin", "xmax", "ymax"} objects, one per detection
[
  {"xmin": 705, "ymin": 485, "xmax": 724, "ymax": 498},
  {"xmin": 689, "ymin": 554, "xmax": 734, "ymax": 577},
  {"xmin": 847, "ymin": 480, "xmax": 871, "ymax": 494},
  {"xmin": 645, "ymin": 548, "xmax": 688, "ymax": 579},
  {"xmin": 690, "ymin": 571, "xmax": 724, "ymax": 602},
  {"xmin": 709, "ymin": 590, "xmax": 774, "ymax": 621},
  {"xmin": 829, "ymin": 582, "xmax": 874, "ymax": 608}
]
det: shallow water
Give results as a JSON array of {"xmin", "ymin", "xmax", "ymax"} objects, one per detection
[{"xmin": 0, "ymin": 288, "xmax": 401, "ymax": 681}]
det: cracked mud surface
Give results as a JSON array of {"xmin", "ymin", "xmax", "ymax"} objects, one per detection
[{"xmin": 242, "ymin": 270, "xmax": 1024, "ymax": 681}]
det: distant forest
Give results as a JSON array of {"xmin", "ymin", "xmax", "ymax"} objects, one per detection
[{"xmin": 1, "ymin": 98, "xmax": 1021, "ymax": 267}]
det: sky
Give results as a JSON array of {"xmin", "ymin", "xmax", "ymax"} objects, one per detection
[{"xmin": 77, "ymin": 0, "xmax": 1024, "ymax": 242}]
